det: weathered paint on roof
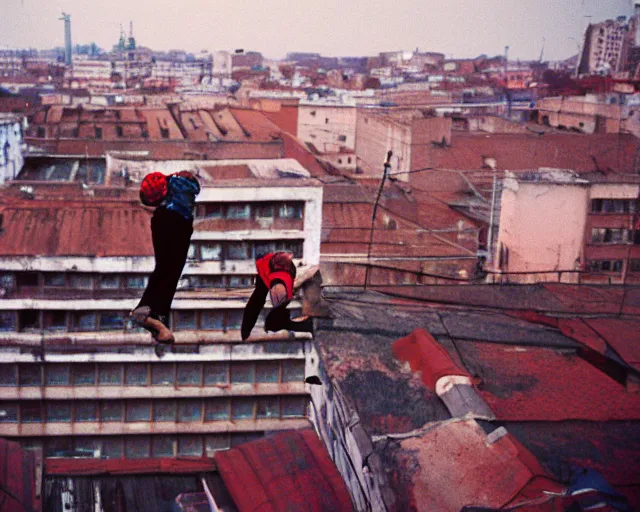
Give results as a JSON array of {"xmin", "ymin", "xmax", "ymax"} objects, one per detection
[
  {"xmin": 461, "ymin": 342, "xmax": 640, "ymax": 421},
  {"xmin": 215, "ymin": 430, "xmax": 354, "ymax": 512},
  {"xmin": 0, "ymin": 202, "xmax": 153, "ymax": 257}
]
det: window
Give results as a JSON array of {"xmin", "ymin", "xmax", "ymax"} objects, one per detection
[
  {"xmin": 256, "ymin": 397, "xmax": 280, "ymax": 419},
  {"xmin": 204, "ymin": 362, "xmax": 227, "ymax": 385},
  {"xmin": 227, "ymin": 242, "xmax": 249, "ymax": 260},
  {"xmin": 201, "ymin": 243, "xmax": 222, "ymax": 261},
  {"xmin": 102, "ymin": 438, "xmax": 123, "ymax": 459},
  {"xmin": 99, "ymin": 275, "xmax": 120, "ymax": 290},
  {"xmin": 21, "ymin": 403, "xmax": 42, "ymax": 423},
  {"xmin": 44, "ymin": 311, "xmax": 67, "ymax": 331},
  {"xmin": 178, "ymin": 400, "xmax": 202, "ymax": 422},
  {"xmin": 19, "ymin": 310, "xmax": 40, "ymax": 331},
  {"xmin": 0, "ymin": 403, "xmax": 17, "ymax": 423},
  {"xmin": 126, "ymin": 401, "xmax": 151, "ymax": 422},
  {"xmin": 231, "ymin": 432, "xmax": 263, "ymax": 447},
  {"xmin": 46, "ymin": 402, "xmax": 71, "ymax": 422},
  {"xmin": 204, "ymin": 399, "xmax": 230, "ymax": 421},
  {"xmin": 177, "ymin": 363, "xmax": 201, "ymax": 386},
  {"xmin": 205, "ymin": 435, "xmax": 230, "ymax": 455},
  {"xmin": 46, "ymin": 364, "xmax": 70, "ymax": 386},
  {"xmin": 200, "ymin": 204, "xmax": 223, "ymax": 218},
  {"xmin": 231, "ymin": 362, "xmax": 254, "ymax": 383},
  {"xmin": 178, "ymin": 436, "xmax": 202, "ymax": 456},
  {"xmin": 278, "ymin": 203, "xmax": 303, "ymax": 219},
  {"xmin": 95, "ymin": 127, "xmax": 103, "ymax": 139},
  {"xmin": 226, "ymin": 310, "xmax": 243, "ymax": 330},
  {"xmin": 125, "ymin": 437, "xmax": 150, "ymax": 459},
  {"xmin": 75, "ymin": 401, "xmax": 97, "ymax": 422},
  {"xmin": 588, "ymin": 260, "xmax": 623, "ymax": 273},
  {"xmin": 187, "ymin": 244, "xmax": 197, "ymax": 260},
  {"xmin": 152, "ymin": 364, "xmax": 174, "ymax": 386},
  {"xmin": 0, "ymin": 365, "xmax": 17, "ymax": 386},
  {"xmin": 226, "ymin": 205, "xmax": 251, "ymax": 220},
  {"xmin": 44, "ymin": 273, "xmax": 65, "ymax": 287},
  {"xmin": 232, "ymin": 398, "xmax": 255, "ymax": 420},
  {"xmin": 19, "ymin": 365, "xmax": 42, "ymax": 387},
  {"xmin": 254, "ymin": 242, "xmax": 276, "ymax": 259},
  {"xmin": 175, "ymin": 311, "xmax": 197, "ymax": 330},
  {"xmin": 152, "ymin": 436, "xmax": 175, "ymax": 457},
  {"xmin": 45, "ymin": 438, "xmax": 72, "ymax": 457},
  {"xmin": 282, "ymin": 360, "xmax": 305, "ymax": 382},
  {"xmin": 73, "ymin": 312, "xmax": 97, "ymax": 331},
  {"xmin": 282, "ymin": 396, "xmax": 307, "ymax": 417},
  {"xmin": 100, "ymin": 312, "xmax": 124, "ymax": 330},
  {"xmin": 73, "ymin": 364, "xmax": 96, "ymax": 385},
  {"xmin": 201, "ymin": 311, "xmax": 224, "ymax": 330},
  {"xmin": 591, "ymin": 228, "xmax": 631, "ymax": 244},
  {"xmin": 255, "ymin": 204, "xmax": 274, "ymax": 219},
  {"xmin": 100, "ymin": 401, "xmax": 123, "ymax": 422},
  {"xmin": 125, "ymin": 364, "xmax": 148, "ymax": 386},
  {"xmin": 591, "ymin": 198, "xmax": 637, "ymax": 214},
  {"xmin": 99, "ymin": 364, "xmax": 122, "ymax": 385},
  {"xmin": 125, "ymin": 276, "xmax": 148, "ymax": 289},
  {"xmin": 16, "ymin": 272, "xmax": 38, "ymax": 287},
  {"xmin": 337, "ymin": 134, "xmax": 347, "ymax": 142},
  {"xmin": 256, "ymin": 361, "xmax": 279, "ymax": 383},
  {"xmin": 116, "ymin": 126, "xmax": 123, "ymax": 137},
  {"xmin": 153, "ymin": 400, "xmax": 177, "ymax": 422},
  {"xmin": 0, "ymin": 312, "xmax": 16, "ymax": 332}
]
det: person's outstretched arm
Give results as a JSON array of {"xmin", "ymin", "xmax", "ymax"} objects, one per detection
[{"xmin": 241, "ymin": 277, "xmax": 269, "ymax": 340}]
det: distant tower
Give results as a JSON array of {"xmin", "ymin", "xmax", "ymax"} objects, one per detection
[
  {"xmin": 128, "ymin": 21, "xmax": 136, "ymax": 50},
  {"xmin": 59, "ymin": 12, "xmax": 72, "ymax": 66},
  {"xmin": 504, "ymin": 45, "xmax": 509, "ymax": 74}
]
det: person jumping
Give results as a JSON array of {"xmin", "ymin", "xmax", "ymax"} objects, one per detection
[
  {"xmin": 131, "ymin": 170, "xmax": 200, "ymax": 344},
  {"xmin": 241, "ymin": 251, "xmax": 312, "ymax": 341}
]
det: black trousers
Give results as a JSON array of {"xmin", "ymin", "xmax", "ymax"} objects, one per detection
[
  {"xmin": 241, "ymin": 276, "xmax": 312, "ymax": 340},
  {"xmin": 136, "ymin": 207, "xmax": 193, "ymax": 323}
]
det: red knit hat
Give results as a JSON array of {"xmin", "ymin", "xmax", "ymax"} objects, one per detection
[{"xmin": 139, "ymin": 172, "xmax": 168, "ymax": 206}]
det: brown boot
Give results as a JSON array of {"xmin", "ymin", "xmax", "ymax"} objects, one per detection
[
  {"xmin": 130, "ymin": 307, "xmax": 175, "ymax": 344},
  {"xmin": 144, "ymin": 316, "xmax": 175, "ymax": 344}
]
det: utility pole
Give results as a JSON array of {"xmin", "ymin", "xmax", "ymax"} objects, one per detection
[{"xmin": 364, "ymin": 151, "xmax": 393, "ymax": 290}]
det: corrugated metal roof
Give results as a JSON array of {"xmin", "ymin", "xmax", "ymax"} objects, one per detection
[
  {"xmin": 0, "ymin": 201, "xmax": 152, "ymax": 257},
  {"xmin": 215, "ymin": 430, "xmax": 353, "ymax": 512},
  {"xmin": 0, "ymin": 437, "xmax": 40, "ymax": 512}
]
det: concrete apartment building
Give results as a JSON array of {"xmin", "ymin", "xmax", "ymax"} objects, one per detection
[
  {"xmin": 491, "ymin": 168, "xmax": 640, "ymax": 284},
  {"xmin": 0, "ymin": 157, "xmax": 322, "ymax": 464},
  {"xmin": 0, "ymin": 113, "xmax": 25, "ymax": 184}
]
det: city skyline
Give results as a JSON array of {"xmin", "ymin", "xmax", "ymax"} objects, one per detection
[{"xmin": 0, "ymin": 0, "xmax": 632, "ymax": 61}]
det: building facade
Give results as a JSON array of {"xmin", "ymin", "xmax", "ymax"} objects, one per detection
[
  {"xmin": 491, "ymin": 169, "xmax": 640, "ymax": 284},
  {"xmin": 0, "ymin": 113, "xmax": 25, "ymax": 184},
  {"xmin": 0, "ymin": 159, "xmax": 322, "ymax": 465}
]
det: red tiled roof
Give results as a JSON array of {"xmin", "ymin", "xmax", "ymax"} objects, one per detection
[
  {"xmin": 393, "ymin": 328, "xmax": 471, "ymax": 391},
  {"xmin": 215, "ymin": 430, "xmax": 353, "ymax": 512},
  {"xmin": 0, "ymin": 201, "xmax": 153, "ymax": 257},
  {"xmin": 45, "ymin": 457, "xmax": 217, "ymax": 475}
]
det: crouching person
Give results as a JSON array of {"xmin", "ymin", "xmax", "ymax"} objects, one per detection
[{"xmin": 241, "ymin": 252, "xmax": 312, "ymax": 341}]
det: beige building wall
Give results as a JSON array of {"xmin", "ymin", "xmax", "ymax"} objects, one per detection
[
  {"xmin": 297, "ymin": 104, "xmax": 356, "ymax": 151},
  {"xmin": 355, "ymin": 111, "xmax": 412, "ymax": 179},
  {"xmin": 494, "ymin": 174, "xmax": 590, "ymax": 283}
]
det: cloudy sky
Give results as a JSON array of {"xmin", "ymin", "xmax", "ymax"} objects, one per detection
[{"xmin": 0, "ymin": 0, "xmax": 632, "ymax": 60}]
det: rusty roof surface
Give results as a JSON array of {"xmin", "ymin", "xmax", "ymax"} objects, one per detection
[
  {"xmin": 215, "ymin": 429, "xmax": 353, "ymax": 512},
  {"xmin": 317, "ymin": 285, "xmax": 640, "ymax": 510},
  {"xmin": 0, "ymin": 200, "xmax": 153, "ymax": 257}
]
